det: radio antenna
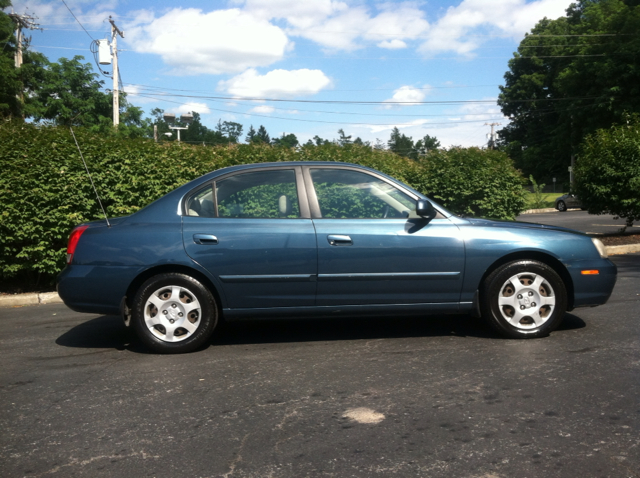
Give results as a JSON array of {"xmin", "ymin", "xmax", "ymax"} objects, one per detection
[{"xmin": 70, "ymin": 127, "xmax": 111, "ymax": 227}]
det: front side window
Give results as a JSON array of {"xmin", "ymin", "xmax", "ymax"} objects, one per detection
[
  {"xmin": 310, "ymin": 169, "xmax": 415, "ymax": 219},
  {"xmin": 216, "ymin": 169, "xmax": 300, "ymax": 218}
]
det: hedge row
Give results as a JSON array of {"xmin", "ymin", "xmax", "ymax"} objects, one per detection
[{"xmin": 0, "ymin": 121, "xmax": 526, "ymax": 284}]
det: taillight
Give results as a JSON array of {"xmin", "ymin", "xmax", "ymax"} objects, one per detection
[{"xmin": 66, "ymin": 225, "xmax": 89, "ymax": 264}]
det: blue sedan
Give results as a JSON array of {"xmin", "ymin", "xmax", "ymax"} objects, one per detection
[{"xmin": 57, "ymin": 162, "xmax": 617, "ymax": 353}]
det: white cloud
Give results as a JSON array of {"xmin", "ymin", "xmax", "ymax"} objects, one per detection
[
  {"xmin": 378, "ymin": 40, "xmax": 407, "ymax": 50},
  {"xmin": 241, "ymin": 0, "xmax": 348, "ymax": 29},
  {"xmin": 420, "ymin": 0, "xmax": 574, "ymax": 56},
  {"xmin": 368, "ymin": 119, "xmax": 431, "ymax": 134},
  {"xmin": 122, "ymin": 84, "xmax": 154, "ymax": 104},
  {"xmin": 167, "ymin": 102, "xmax": 211, "ymax": 116},
  {"xmin": 13, "ymin": 0, "xmax": 119, "ymax": 29},
  {"xmin": 361, "ymin": 6, "xmax": 430, "ymax": 44},
  {"xmin": 383, "ymin": 85, "xmax": 431, "ymax": 109},
  {"xmin": 124, "ymin": 8, "xmax": 290, "ymax": 75},
  {"xmin": 218, "ymin": 68, "xmax": 331, "ymax": 98},
  {"xmin": 250, "ymin": 105, "xmax": 275, "ymax": 114},
  {"xmin": 253, "ymin": 1, "xmax": 429, "ymax": 51},
  {"xmin": 355, "ymin": 98, "xmax": 506, "ymax": 148},
  {"xmin": 304, "ymin": 3, "xmax": 429, "ymax": 50}
]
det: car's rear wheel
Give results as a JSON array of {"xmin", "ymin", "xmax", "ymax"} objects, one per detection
[
  {"xmin": 132, "ymin": 273, "xmax": 218, "ymax": 353},
  {"xmin": 557, "ymin": 200, "xmax": 567, "ymax": 212},
  {"xmin": 481, "ymin": 260, "xmax": 567, "ymax": 339}
]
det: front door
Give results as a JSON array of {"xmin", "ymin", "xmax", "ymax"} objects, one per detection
[{"xmin": 308, "ymin": 167, "xmax": 465, "ymax": 306}]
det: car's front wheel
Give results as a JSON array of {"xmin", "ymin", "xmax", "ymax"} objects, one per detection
[
  {"xmin": 132, "ymin": 273, "xmax": 218, "ymax": 353},
  {"xmin": 481, "ymin": 260, "xmax": 567, "ymax": 339},
  {"xmin": 557, "ymin": 200, "xmax": 567, "ymax": 212}
]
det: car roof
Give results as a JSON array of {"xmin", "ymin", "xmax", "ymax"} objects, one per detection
[{"xmin": 202, "ymin": 161, "xmax": 374, "ymax": 177}]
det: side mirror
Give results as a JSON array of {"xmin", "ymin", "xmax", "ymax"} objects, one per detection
[{"xmin": 416, "ymin": 199, "xmax": 435, "ymax": 218}]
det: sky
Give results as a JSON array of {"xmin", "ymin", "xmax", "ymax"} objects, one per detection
[{"xmin": 10, "ymin": 0, "xmax": 575, "ymax": 147}]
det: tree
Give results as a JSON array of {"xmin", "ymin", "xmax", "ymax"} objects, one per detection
[
  {"xmin": 337, "ymin": 128, "xmax": 352, "ymax": 146},
  {"xmin": 415, "ymin": 134, "xmax": 440, "ymax": 155},
  {"xmin": 245, "ymin": 125, "xmax": 256, "ymax": 143},
  {"xmin": 246, "ymin": 124, "xmax": 270, "ymax": 144},
  {"xmin": 181, "ymin": 111, "xmax": 221, "ymax": 144},
  {"xmin": 216, "ymin": 120, "xmax": 243, "ymax": 143},
  {"xmin": 353, "ymin": 136, "xmax": 370, "ymax": 147},
  {"xmin": 388, "ymin": 127, "xmax": 417, "ymax": 159},
  {"xmin": 255, "ymin": 125, "xmax": 270, "ymax": 144},
  {"xmin": 28, "ymin": 56, "xmax": 111, "ymax": 126},
  {"xmin": 272, "ymin": 132, "xmax": 299, "ymax": 148},
  {"xmin": 498, "ymin": 0, "xmax": 640, "ymax": 183},
  {"xmin": 574, "ymin": 114, "xmax": 640, "ymax": 231},
  {"xmin": 312, "ymin": 135, "xmax": 330, "ymax": 146},
  {"xmin": 87, "ymin": 96, "xmax": 151, "ymax": 139}
]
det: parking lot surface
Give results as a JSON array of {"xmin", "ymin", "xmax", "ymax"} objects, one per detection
[
  {"xmin": 1, "ymin": 254, "xmax": 639, "ymax": 478},
  {"xmin": 517, "ymin": 210, "xmax": 640, "ymax": 235}
]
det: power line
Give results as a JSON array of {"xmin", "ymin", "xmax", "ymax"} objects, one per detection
[
  {"xmin": 125, "ymin": 81, "xmax": 499, "ymax": 93},
  {"xmin": 59, "ymin": 0, "xmax": 95, "ymax": 41},
  {"xmin": 128, "ymin": 89, "xmax": 602, "ymax": 106},
  {"xmin": 131, "ymin": 94, "xmax": 505, "ymax": 120},
  {"xmin": 134, "ymin": 93, "xmax": 506, "ymax": 127}
]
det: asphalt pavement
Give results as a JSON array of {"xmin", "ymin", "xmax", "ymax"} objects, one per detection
[
  {"xmin": 1, "ymin": 254, "xmax": 639, "ymax": 477},
  {"xmin": 516, "ymin": 210, "xmax": 640, "ymax": 235}
]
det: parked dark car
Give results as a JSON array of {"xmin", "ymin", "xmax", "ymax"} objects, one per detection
[
  {"xmin": 58, "ymin": 162, "xmax": 617, "ymax": 353},
  {"xmin": 555, "ymin": 193, "xmax": 583, "ymax": 212}
]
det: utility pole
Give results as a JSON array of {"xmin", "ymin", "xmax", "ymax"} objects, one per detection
[
  {"xmin": 8, "ymin": 12, "xmax": 40, "ymax": 68},
  {"xmin": 108, "ymin": 17, "xmax": 125, "ymax": 127},
  {"xmin": 485, "ymin": 122, "xmax": 501, "ymax": 150},
  {"xmin": 8, "ymin": 11, "xmax": 40, "ymax": 113}
]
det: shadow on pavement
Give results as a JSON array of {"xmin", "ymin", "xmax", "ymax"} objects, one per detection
[
  {"xmin": 56, "ymin": 312, "xmax": 588, "ymax": 352},
  {"xmin": 555, "ymin": 313, "xmax": 587, "ymax": 332},
  {"xmin": 56, "ymin": 315, "xmax": 148, "ymax": 353}
]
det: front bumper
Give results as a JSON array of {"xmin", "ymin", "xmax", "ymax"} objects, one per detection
[{"xmin": 567, "ymin": 258, "xmax": 617, "ymax": 308}]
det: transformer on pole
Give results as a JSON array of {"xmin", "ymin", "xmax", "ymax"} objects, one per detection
[{"xmin": 97, "ymin": 40, "xmax": 111, "ymax": 65}]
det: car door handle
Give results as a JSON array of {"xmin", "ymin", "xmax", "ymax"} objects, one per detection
[
  {"xmin": 193, "ymin": 234, "xmax": 218, "ymax": 245},
  {"xmin": 327, "ymin": 234, "xmax": 352, "ymax": 246}
]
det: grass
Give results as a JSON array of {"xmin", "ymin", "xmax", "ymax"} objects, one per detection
[{"xmin": 524, "ymin": 192, "xmax": 561, "ymax": 209}]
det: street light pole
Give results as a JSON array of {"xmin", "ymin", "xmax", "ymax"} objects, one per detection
[{"xmin": 163, "ymin": 113, "xmax": 193, "ymax": 142}]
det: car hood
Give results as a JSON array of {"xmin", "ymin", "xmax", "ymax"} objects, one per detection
[{"xmin": 464, "ymin": 217, "xmax": 585, "ymax": 236}]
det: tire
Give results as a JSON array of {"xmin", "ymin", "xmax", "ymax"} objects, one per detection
[
  {"xmin": 557, "ymin": 200, "xmax": 567, "ymax": 212},
  {"xmin": 132, "ymin": 273, "xmax": 218, "ymax": 353},
  {"xmin": 480, "ymin": 260, "xmax": 567, "ymax": 339}
]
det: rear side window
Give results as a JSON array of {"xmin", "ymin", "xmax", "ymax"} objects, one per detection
[
  {"xmin": 186, "ymin": 185, "xmax": 215, "ymax": 217},
  {"xmin": 216, "ymin": 169, "xmax": 300, "ymax": 218}
]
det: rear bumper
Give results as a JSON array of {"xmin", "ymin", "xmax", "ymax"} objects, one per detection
[{"xmin": 57, "ymin": 264, "xmax": 141, "ymax": 316}]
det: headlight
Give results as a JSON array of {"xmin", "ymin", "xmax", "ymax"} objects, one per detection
[{"xmin": 591, "ymin": 238, "xmax": 608, "ymax": 259}]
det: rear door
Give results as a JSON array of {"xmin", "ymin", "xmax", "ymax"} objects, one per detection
[{"xmin": 182, "ymin": 167, "xmax": 317, "ymax": 309}]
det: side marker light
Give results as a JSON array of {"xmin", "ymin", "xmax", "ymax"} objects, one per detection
[{"xmin": 581, "ymin": 270, "xmax": 600, "ymax": 275}]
